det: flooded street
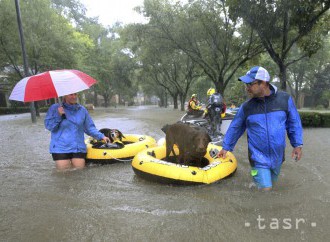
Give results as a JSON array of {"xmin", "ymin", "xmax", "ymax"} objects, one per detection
[{"xmin": 0, "ymin": 106, "xmax": 329, "ymax": 241}]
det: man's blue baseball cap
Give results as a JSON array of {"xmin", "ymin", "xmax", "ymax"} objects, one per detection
[{"xmin": 239, "ymin": 66, "xmax": 270, "ymax": 84}]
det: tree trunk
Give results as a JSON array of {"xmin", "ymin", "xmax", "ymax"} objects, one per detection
[
  {"xmin": 35, "ymin": 101, "xmax": 40, "ymax": 117},
  {"xmin": 93, "ymin": 91, "xmax": 98, "ymax": 107},
  {"xmin": 164, "ymin": 92, "xmax": 168, "ymax": 108},
  {"xmin": 180, "ymin": 95, "xmax": 185, "ymax": 111},
  {"xmin": 215, "ymin": 81, "xmax": 225, "ymax": 96},
  {"xmin": 294, "ymin": 69, "xmax": 305, "ymax": 108},
  {"xmin": 279, "ymin": 63, "xmax": 287, "ymax": 91},
  {"xmin": 104, "ymin": 97, "xmax": 109, "ymax": 107},
  {"xmin": 173, "ymin": 94, "xmax": 178, "ymax": 109}
]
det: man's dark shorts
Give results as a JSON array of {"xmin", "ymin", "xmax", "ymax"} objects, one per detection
[{"xmin": 51, "ymin": 153, "xmax": 87, "ymax": 161}]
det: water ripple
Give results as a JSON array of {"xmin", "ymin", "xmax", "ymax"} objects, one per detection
[{"xmin": 112, "ymin": 205, "xmax": 196, "ymax": 216}]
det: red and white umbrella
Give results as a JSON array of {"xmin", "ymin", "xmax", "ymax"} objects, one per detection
[{"xmin": 9, "ymin": 69, "xmax": 97, "ymax": 102}]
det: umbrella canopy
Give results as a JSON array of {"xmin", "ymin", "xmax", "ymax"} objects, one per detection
[{"xmin": 9, "ymin": 69, "xmax": 97, "ymax": 102}]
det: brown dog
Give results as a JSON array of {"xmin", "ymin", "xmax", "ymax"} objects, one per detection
[
  {"xmin": 95, "ymin": 128, "xmax": 125, "ymax": 149},
  {"xmin": 164, "ymin": 123, "xmax": 211, "ymax": 166},
  {"xmin": 99, "ymin": 128, "xmax": 125, "ymax": 143}
]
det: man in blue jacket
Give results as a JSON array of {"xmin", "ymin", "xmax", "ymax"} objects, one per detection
[{"xmin": 218, "ymin": 66, "xmax": 303, "ymax": 191}]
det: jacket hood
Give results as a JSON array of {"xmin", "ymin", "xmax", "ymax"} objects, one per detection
[{"xmin": 270, "ymin": 84, "xmax": 278, "ymax": 94}]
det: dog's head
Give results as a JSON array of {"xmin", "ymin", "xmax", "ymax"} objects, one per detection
[
  {"xmin": 99, "ymin": 128, "xmax": 125, "ymax": 143},
  {"xmin": 110, "ymin": 129, "xmax": 125, "ymax": 142},
  {"xmin": 99, "ymin": 128, "xmax": 112, "ymax": 139}
]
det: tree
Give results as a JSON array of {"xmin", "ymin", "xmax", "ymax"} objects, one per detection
[
  {"xmin": 140, "ymin": 0, "xmax": 264, "ymax": 95},
  {"xmin": 285, "ymin": 34, "xmax": 330, "ymax": 108},
  {"xmin": 51, "ymin": 0, "xmax": 87, "ymax": 25},
  {"xmin": 0, "ymin": 0, "xmax": 93, "ymax": 121},
  {"xmin": 82, "ymin": 21, "xmax": 137, "ymax": 107},
  {"xmin": 122, "ymin": 21, "xmax": 201, "ymax": 110},
  {"xmin": 314, "ymin": 65, "xmax": 330, "ymax": 108},
  {"xmin": 229, "ymin": 0, "xmax": 330, "ymax": 91},
  {"xmin": 0, "ymin": 0, "xmax": 93, "ymax": 78}
]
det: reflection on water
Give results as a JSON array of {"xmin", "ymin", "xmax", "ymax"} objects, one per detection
[{"xmin": 0, "ymin": 106, "xmax": 329, "ymax": 241}]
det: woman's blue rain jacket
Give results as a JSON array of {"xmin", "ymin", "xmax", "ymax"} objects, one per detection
[{"xmin": 44, "ymin": 103, "xmax": 104, "ymax": 154}]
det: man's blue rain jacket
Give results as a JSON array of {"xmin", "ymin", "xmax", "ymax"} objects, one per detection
[
  {"xmin": 44, "ymin": 103, "xmax": 104, "ymax": 154},
  {"xmin": 222, "ymin": 84, "xmax": 303, "ymax": 169}
]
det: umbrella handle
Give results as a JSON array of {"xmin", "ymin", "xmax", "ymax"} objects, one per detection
[{"xmin": 58, "ymin": 97, "xmax": 66, "ymax": 119}]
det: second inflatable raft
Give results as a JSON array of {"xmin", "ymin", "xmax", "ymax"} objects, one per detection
[{"xmin": 132, "ymin": 143, "xmax": 237, "ymax": 185}]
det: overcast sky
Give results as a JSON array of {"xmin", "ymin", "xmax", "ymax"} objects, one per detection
[{"xmin": 79, "ymin": 0, "xmax": 147, "ymax": 26}]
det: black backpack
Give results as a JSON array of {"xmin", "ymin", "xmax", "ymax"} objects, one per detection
[{"xmin": 210, "ymin": 93, "xmax": 223, "ymax": 107}]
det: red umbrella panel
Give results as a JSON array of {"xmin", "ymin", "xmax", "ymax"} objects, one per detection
[{"xmin": 9, "ymin": 69, "xmax": 97, "ymax": 102}]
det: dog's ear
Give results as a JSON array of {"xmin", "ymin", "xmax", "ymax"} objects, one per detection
[
  {"xmin": 161, "ymin": 124, "xmax": 169, "ymax": 134},
  {"xmin": 99, "ymin": 128, "xmax": 110, "ymax": 139},
  {"xmin": 109, "ymin": 137, "xmax": 114, "ymax": 143},
  {"xmin": 106, "ymin": 129, "xmax": 112, "ymax": 139},
  {"xmin": 99, "ymin": 128, "xmax": 113, "ymax": 142},
  {"xmin": 117, "ymin": 130, "xmax": 125, "ymax": 140}
]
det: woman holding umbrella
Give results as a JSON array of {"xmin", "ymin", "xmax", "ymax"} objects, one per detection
[
  {"xmin": 9, "ymin": 69, "xmax": 108, "ymax": 170},
  {"xmin": 44, "ymin": 93, "xmax": 110, "ymax": 170}
]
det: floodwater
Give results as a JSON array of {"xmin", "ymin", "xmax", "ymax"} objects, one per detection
[{"xmin": 0, "ymin": 106, "xmax": 329, "ymax": 242}]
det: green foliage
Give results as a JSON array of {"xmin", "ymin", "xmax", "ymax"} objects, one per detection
[
  {"xmin": 188, "ymin": 78, "xmax": 214, "ymax": 104},
  {"xmin": 224, "ymin": 81, "xmax": 246, "ymax": 106},
  {"xmin": 141, "ymin": 0, "xmax": 264, "ymax": 96},
  {"xmin": 86, "ymin": 25, "xmax": 137, "ymax": 106},
  {"xmin": 122, "ymin": 17, "xmax": 202, "ymax": 110},
  {"xmin": 0, "ymin": 106, "xmax": 48, "ymax": 115},
  {"xmin": 0, "ymin": 0, "xmax": 94, "ymax": 78},
  {"xmin": 320, "ymin": 113, "xmax": 330, "ymax": 127},
  {"xmin": 297, "ymin": 111, "xmax": 330, "ymax": 127},
  {"xmin": 313, "ymin": 65, "xmax": 330, "ymax": 108},
  {"xmin": 0, "ymin": 107, "xmax": 30, "ymax": 115},
  {"xmin": 299, "ymin": 112, "xmax": 322, "ymax": 127},
  {"xmin": 0, "ymin": 0, "xmax": 22, "ymax": 69},
  {"xmin": 1, "ymin": 0, "xmax": 329, "ymax": 114},
  {"xmin": 228, "ymin": 0, "xmax": 330, "ymax": 90}
]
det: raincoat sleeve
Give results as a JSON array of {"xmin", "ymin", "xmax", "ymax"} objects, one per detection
[
  {"xmin": 222, "ymin": 105, "xmax": 247, "ymax": 151},
  {"xmin": 44, "ymin": 104, "xmax": 63, "ymax": 132},
  {"xmin": 286, "ymin": 97, "xmax": 303, "ymax": 147},
  {"xmin": 83, "ymin": 109, "xmax": 104, "ymax": 140}
]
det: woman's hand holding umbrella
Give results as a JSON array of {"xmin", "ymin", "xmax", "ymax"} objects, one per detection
[{"xmin": 58, "ymin": 106, "xmax": 66, "ymax": 118}]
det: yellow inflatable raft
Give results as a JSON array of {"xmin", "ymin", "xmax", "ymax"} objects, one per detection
[
  {"xmin": 132, "ymin": 143, "xmax": 237, "ymax": 185},
  {"xmin": 85, "ymin": 134, "xmax": 157, "ymax": 164}
]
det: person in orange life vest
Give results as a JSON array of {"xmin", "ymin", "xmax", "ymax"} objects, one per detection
[{"xmin": 187, "ymin": 94, "xmax": 204, "ymax": 116}]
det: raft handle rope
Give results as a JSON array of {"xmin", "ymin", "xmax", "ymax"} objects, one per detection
[{"xmin": 102, "ymin": 151, "xmax": 133, "ymax": 162}]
